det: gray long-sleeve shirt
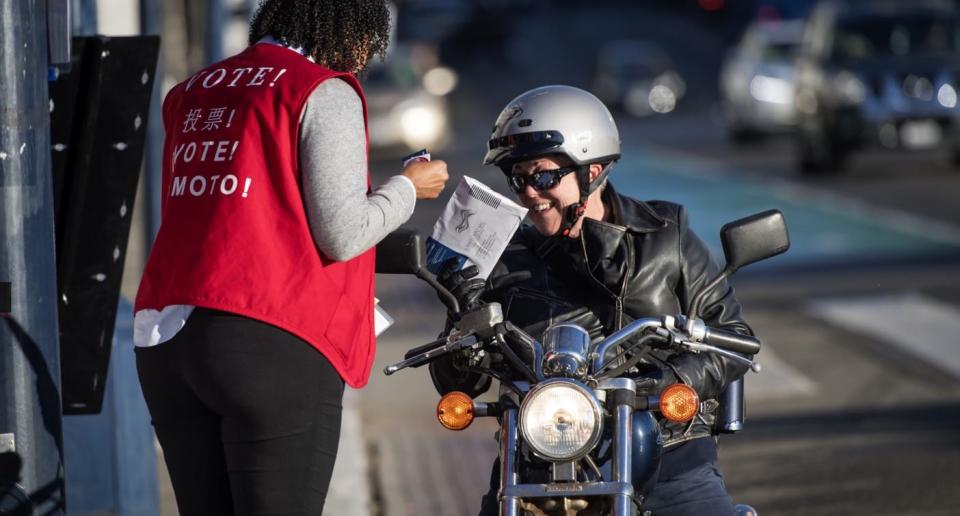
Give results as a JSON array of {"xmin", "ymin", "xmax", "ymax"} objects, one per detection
[{"xmin": 300, "ymin": 77, "xmax": 416, "ymax": 261}]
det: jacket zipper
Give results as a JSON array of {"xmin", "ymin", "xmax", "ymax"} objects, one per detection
[{"xmin": 577, "ymin": 232, "xmax": 634, "ymax": 332}]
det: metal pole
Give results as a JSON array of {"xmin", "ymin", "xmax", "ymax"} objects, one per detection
[
  {"xmin": 205, "ymin": 0, "xmax": 225, "ymax": 64},
  {"xmin": 0, "ymin": 0, "xmax": 66, "ymax": 514},
  {"xmin": 140, "ymin": 0, "xmax": 163, "ymax": 243}
]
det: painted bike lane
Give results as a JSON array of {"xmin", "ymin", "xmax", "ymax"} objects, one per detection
[{"xmin": 613, "ymin": 148, "xmax": 960, "ymax": 271}]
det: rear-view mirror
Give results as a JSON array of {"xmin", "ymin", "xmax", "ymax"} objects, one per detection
[{"xmin": 720, "ymin": 209, "xmax": 790, "ymax": 272}]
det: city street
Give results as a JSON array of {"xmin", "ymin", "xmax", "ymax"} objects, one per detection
[
  {"xmin": 135, "ymin": 3, "xmax": 960, "ymax": 516},
  {"xmin": 361, "ymin": 128, "xmax": 960, "ymax": 516},
  {"xmin": 355, "ymin": 4, "xmax": 960, "ymax": 515},
  {"xmin": 6, "ymin": 1, "xmax": 960, "ymax": 515},
  {"xmin": 361, "ymin": 136, "xmax": 960, "ymax": 516}
]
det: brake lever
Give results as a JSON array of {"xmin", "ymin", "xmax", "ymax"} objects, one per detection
[
  {"xmin": 403, "ymin": 336, "xmax": 446, "ymax": 360},
  {"xmin": 384, "ymin": 334, "xmax": 479, "ymax": 375},
  {"xmin": 678, "ymin": 341, "xmax": 762, "ymax": 373}
]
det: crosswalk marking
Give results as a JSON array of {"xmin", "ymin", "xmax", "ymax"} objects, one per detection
[{"xmin": 807, "ymin": 293, "xmax": 960, "ymax": 380}]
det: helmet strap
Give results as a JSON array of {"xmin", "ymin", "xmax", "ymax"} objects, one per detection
[
  {"xmin": 588, "ymin": 161, "xmax": 616, "ymax": 194},
  {"xmin": 559, "ymin": 199, "xmax": 587, "ymax": 238},
  {"xmin": 558, "ymin": 162, "xmax": 615, "ymax": 238}
]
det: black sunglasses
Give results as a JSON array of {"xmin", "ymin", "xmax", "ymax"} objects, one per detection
[{"xmin": 507, "ymin": 166, "xmax": 578, "ymax": 194}]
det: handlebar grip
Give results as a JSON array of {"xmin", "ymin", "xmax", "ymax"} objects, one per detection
[{"xmin": 702, "ymin": 328, "xmax": 761, "ymax": 355}]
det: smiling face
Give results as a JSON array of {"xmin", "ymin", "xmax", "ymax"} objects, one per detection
[
  {"xmin": 510, "ymin": 155, "xmax": 581, "ymax": 237},
  {"xmin": 509, "ymin": 155, "xmax": 605, "ymax": 237}
]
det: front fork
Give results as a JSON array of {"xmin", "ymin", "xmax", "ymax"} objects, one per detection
[
  {"xmin": 499, "ymin": 379, "xmax": 637, "ymax": 516},
  {"xmin": 612, "ymin": 399, "xmax": 635, "ymax": 514},
  {"xmin": 499, "ymin": 408, "xmax": 520, "ymax": 516},
  {"xmin": 608, "ymin": 378, "xmax": 636, "ymax": 515}
]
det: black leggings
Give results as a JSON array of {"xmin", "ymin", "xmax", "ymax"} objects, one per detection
[{"xmin": 135, "ymin": 308, "xmax": 345, "ymax": 516}]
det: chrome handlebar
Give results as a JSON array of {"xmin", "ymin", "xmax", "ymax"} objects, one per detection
[{"xmin": 385, "ymin": 310, "xmax": 761, "ymax": 377}]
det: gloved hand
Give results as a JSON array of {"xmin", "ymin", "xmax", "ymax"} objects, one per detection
[{"xmin": 437, "ymin": 259, "xmax": 486, "ymax": 314}]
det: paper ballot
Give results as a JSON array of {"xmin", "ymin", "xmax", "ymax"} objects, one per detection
[{"xmin": 425, "ymin": 176, "xmax": 528, "ymax": 280}]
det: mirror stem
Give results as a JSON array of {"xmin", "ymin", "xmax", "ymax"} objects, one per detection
[{"xmin": 417, "ymin": 269, "xmax": 461, "ymax": 314}]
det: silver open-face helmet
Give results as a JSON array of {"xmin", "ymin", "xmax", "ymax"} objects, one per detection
[{"xmin": 483, "ymin": 85, "xmax": 621, "ymax": 171}]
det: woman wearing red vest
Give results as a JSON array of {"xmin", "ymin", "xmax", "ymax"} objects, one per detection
[{"xmin": 133, "ymin": 1, "xmax": 449, "ymax": 514}]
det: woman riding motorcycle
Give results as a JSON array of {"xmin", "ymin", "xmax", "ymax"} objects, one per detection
[{"xmin": 430, "ymin": 85, "xmax": 754, "ymax": 515}]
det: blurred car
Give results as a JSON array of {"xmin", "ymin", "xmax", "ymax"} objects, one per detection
[
  {"xmin": 592, "ymin": 40, "xmax": 686, "ymax": 117},
  {"xmin": 394, "ymin": 0, "xmax": 522, "ymax": 66},
  {"xmin": 362, "ymin": 43, "xmax": 457, "ymax": 156},
  {"xmin": 720, "ymin": 19, "xmax": 805, "ymax": 142},
  {"xmin": 793, "ymin": 1, "xmax": 960, "ymax": 173}
]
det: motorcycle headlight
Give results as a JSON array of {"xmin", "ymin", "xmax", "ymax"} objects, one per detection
[{"xmin": 519, "ymin": 379, "xmax": 602, "ymax": 461}]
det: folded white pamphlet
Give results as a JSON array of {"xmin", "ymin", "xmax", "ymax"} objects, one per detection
[{"xmin": 425, "ymin": 176, "xmax": 528, "ymax": 280}]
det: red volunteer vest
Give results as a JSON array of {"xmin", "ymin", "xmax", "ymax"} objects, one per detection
[{"xmin": 135, "ymin": 43, "xmax": 377, "ymax": 387}]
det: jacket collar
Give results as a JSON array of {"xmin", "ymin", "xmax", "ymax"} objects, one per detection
[
  {"xmin": 527, "ymin": 181, "xmax": 667, "ymax": 259},
  {"xmin": 602, "ymin": 181, "xmax": 667, "ymax": 234}
]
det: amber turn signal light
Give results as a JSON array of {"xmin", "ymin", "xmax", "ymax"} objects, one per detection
[
  {"xmin": 437, "ymin": 391, "xmax": 475, "ymax": 430},
  {"xmin": 659, "ymin": 383, "xmax": 700, "ymax": 423}
]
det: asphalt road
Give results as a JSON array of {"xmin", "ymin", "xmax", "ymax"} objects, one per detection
[
  {"xmin": 358, "ymin": 5, "xmax": 960, "ymax": 515},
  {"xmin": 363, "ymin": 129, "xmax": 960, "ymax": 516}
]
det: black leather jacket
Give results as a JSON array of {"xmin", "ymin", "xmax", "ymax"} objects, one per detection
[{"xmin": 431, "ymin": 183, "xmax": 754, "ymax": 447}]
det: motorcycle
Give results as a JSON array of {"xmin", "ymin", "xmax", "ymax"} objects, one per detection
[{"xmin": 376, "ymin": 209, "xmax": 789, "ymax": 516}]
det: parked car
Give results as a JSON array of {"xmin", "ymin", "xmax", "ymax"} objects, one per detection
[
  {"xmin": 720, "ymin": 19, "xmax": 805, "ymax": 142},
  {"xmin": 592, "ymin": 40, "xmax": 686, "ymax": 117},
  {"xmin": 793, "ymin": 1, "xmax": 960, "ymax": 173},
  {"xmin": 362, "ymin": 43, "xmax": 456, "ymax": 156}
]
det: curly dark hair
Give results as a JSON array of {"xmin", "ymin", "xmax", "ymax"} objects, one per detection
[{"xmin": 249, "ymin": 0, "xmax": 391, "ymax": 73}]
